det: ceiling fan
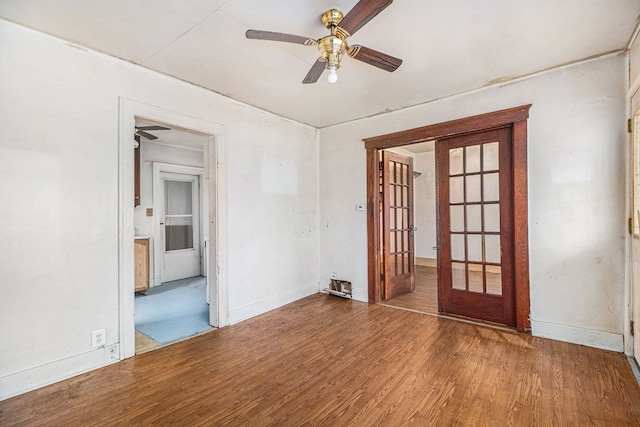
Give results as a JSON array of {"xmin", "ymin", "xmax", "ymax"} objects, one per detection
[
  {"xmin": 135, "ymin": 125, "xmax": 170, "ymax": 141},
  {"xmin": 246, "ymin": 0, "xmax": 402, "ymax": 84}
]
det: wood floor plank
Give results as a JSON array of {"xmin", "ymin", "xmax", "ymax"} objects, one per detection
[
  {"xmin": 384, "ymin": 265, "xmax": 439, "ymax": 313},
  {"xmin": 1, "ymin": 294, "xmax": 640, "ymax": 426}
]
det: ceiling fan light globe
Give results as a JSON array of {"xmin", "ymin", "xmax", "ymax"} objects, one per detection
[{"xmin": 328, "ymin": 67, "xmax": 338, "ymax": 83}]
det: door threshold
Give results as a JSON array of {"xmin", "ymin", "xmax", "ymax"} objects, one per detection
[
  {"xmin": 377, "ymin": 302, "xmax": 517, "ymax": 333},
  {"xmin": 628, "ymin": 356, "xmax": 640, "ymax": 387},
  {"xmin": 135, "ymin": 327, "xmax": 217, "ymax": 355}
]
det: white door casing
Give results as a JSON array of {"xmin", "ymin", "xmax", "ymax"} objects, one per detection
[
  {"xmin": 118, "ymin": 98, "xmax": 228, "ymax": 359},
  {"xmin": 631, "ymin": 91, "xmax": 640, "ymax": 364}
]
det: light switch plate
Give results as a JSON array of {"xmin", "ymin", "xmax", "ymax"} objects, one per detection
[{"xmin": 146, "ymin": 208, "xmax": 153, "ymax": 216}]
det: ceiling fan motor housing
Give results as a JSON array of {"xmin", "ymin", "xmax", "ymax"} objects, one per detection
[
  {"xmin": 318, "ymin": 35, "xmax": 347, "ymax": 69},
  {"xmin": 319, "ymin": 9, "xmax": 347, "ymax": 69}
]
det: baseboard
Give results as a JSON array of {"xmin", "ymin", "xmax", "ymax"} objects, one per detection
[
  {"xmin": 415, "ymin": 257, "xmax": 437, "ymax": 267},
  {"xmin": 228, "ymin": 284, "xmax": 318, "ymax": 325},
  {"xmin": 531, "ymin": 319, "xmax": 623, "ymax": 352},
  {"xmin": 0, "ymin": 343, "xmax": 120, "ymax": 401},
  {"xmin": 351, "ymin": 287, "xmax": 368, "ymax": 302}
]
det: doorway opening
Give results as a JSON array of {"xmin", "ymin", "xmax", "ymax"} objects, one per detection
[
  {"xmin": 118, "ymin": 99, "xmax": 229, "ymax": 359},
  {"xmin": 365, "ymin": 105, "xmax": 531, "ymax": 332},
  {"xmin": 134, "ymin": 122, "xmax": 211, "ymax": 353},
  {"xmin": 379, "ymin": 143, "xmax": 438, "ymax": 315}
]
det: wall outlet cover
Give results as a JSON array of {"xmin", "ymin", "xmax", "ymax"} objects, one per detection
[{"xmin": 92, "ymin": 329, "xmax": 106, "ymax": 348}]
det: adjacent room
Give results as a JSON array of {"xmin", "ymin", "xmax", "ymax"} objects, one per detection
[
  {"xmin": 133, "ymin": 121, "xmax": 213, "ymax": 352},
  {"xmin": 2, "ymin": 0, "xmax": 640, "ymax": 424}
]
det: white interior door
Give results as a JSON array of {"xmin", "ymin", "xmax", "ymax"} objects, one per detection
[{"xmin": 159, "ymin": 172, "xmax": 201, "ymax": 283}]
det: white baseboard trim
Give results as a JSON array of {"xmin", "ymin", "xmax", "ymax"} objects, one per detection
[
  {"xmin": 0, "ymin": 343, "xmax": 120, "ymax": 401},
  {"xmin": 351, "ymin": 287, "xmax": 368, "ymax": 302},
  {"xmin": 415, "ymin": 257, "xmax": 437, "ymax": 267},
  {"xmin": 531, "ymin": 319, "xmax": 623, "ymax": 352},
  {"xmin": 228, "ymin": 284, "xmax": 318, "ymax": 325}
]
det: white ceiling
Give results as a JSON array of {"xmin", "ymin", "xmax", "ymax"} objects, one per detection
[{"xmin": 2, "ymin": 0, "xmax": 639, "ymax": 128}]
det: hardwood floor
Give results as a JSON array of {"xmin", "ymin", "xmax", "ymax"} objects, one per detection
[
  {"xmin": 384, "ymin": 265, "xmax": 438, "ymax": 313},
  {"xmin": 2, "ymin": 294, "xmax": 640, "ymax": 426}
]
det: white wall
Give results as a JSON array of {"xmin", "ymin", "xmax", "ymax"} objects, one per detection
[
  {"xmin": 385, "ymin": 148, "xmax": 438, "ymax": 260},
  {"xmin": 319, "ymin": 53, "xmax": 626, "ymax": 351},
  {"xmin": 414, "ymin": 151, "xmax": 437, "ymax": 260},
  {"xmin": 0, "ymin": 20, "xmax": 319, "ymax": 399}
]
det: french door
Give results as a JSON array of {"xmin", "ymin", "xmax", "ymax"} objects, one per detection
[
  {"xmin": 437, "ymin": 128, "xmax": 516, "ymax": 326},
  {"xmin": 381, "ymin": 150, "xmax": 415, "ymax": 299},
  {"xmin": 366, "ymin": 105, "xmax": 530, "ymax": 331}
]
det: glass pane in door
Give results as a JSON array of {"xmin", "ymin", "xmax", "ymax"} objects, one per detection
[
  {"xmin": 165, "ymin": 216, "xmax": 194, "ymax": 251},
  {"xmin": 452, "ymin": 262, "xmax": 466, "ymax": 290},
  {"xmin": 164, "ymin": 180, "xmax": 194, "ymax": 251},
  {"xmin": 486, "ymin": 266, "xmax": 502, "ymax": 295},
  {"xmin": 165, "ymin": 180, "xmax": 192, "ymax": 215}
]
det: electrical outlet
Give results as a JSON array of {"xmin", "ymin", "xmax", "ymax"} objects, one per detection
[
  {"xmin": 330, "ymin": 273, "xmax": 338, "ymax": 280},
  {"xmin": 92, "ymin": 329, "xmax": 106, "ymax": 348}
]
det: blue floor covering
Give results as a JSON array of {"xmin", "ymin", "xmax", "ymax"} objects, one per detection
[{"xmin": 135, "ymin": 276, "xmax": 211, "ymax": 344}]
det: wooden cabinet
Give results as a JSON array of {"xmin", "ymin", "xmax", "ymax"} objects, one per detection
[{"xmin": 134, "ymin": 237, "xmax": 150, "ymax": 293}]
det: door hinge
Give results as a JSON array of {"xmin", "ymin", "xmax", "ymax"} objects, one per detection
[
  {"xmin": 631, "ymin": 320, "xmax": 635, "ymax": 337},
  {"xmin": 380, "ymin": 273, "xmax": 384, "ymax": 283},
  {"xmin": 629, "ymin": 218, "xmax": 634, "ymax": 235},
  {"xmin": 379, "ymin": 161, "xmax": 384, "ymax": 171},
  {"xmin": 628, "ymin": 119, "xmax": 633, "ymax": 133}
]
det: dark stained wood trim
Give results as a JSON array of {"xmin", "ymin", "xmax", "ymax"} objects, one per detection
[
  {"xmin": 367, "ymin": 148, "xmax": 381, "ymax": 303},
  {"xmin": 365, "ymin": 105, "xmax": 531, "ymax": 331},
  {"xmin": 513, "ymin": 120, "xmax": 531, "ymax": 332},
  {"xmin": 364, "ymin": 105, "xmax": 532, "ymax": 150},
  {"xmin": 435, "ymin": 142, "xmax": 451, "ymax": 312},
  {"xmin": 497, "ymin": 127, "xmax": 516, "ymax": 327}
]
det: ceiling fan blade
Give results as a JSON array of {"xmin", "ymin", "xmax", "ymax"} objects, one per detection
[
  {"xmin": 348, "ymin": 45, "xmax": 402, "ymax": 72},
  {"xmin": 302, "ymin": 59, "xmax": 326, "ymax": 84},
  {"xmin": 338, "ymin": 0, "xmax": 393, "ymax": 36},
  {"xmin": 246, "ymin": 30, "xmax": 317, "ymax": 46},
  {"xmin": 136, "ymin": 130, "xmax": 158, "ymax": 140},
  {"xmin": 136, "ymin": 125, "xmax": 170, "ymax": 131}
]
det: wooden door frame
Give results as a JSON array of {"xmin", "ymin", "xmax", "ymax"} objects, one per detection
[{"xmin": 364, "ymin": 105, "xmax": 531, "ymax": 332}]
